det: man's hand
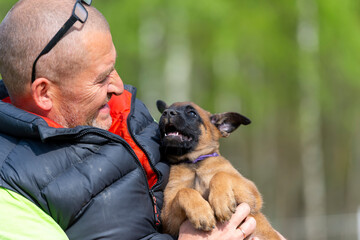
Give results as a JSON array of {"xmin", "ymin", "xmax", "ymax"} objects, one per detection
[{"xmin": 178, "ymin": 203, "xmax": 257, "ymax": 240}]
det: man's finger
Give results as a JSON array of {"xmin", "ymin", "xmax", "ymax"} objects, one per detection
[
  {"xmin": 228, "ymin": 203, "xmax": 251, "ymax": 229},
  {"xmin": 237, "ymin": 217, "xmax": 256, "ymax": 239}
]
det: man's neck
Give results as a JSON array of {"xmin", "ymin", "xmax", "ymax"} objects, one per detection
[{"xmin": 7, "ymin": 94, "xmax": 63, "ymax": 128}]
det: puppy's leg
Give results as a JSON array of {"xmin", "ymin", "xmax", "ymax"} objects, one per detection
[
  {"xmin": 209, "ymin": 172, "xmax": 280, "ymax": 239},
  {"xmin": 162, "ymin": 188, "xmax": 216, "ymax": 235},
  {"xmin": 249, "ymin": 213, "xmax": 281, "ymax": 240},
  {"xmin": 161, "ymin": 190, "xmax": 187, "ymax": 236},
  {"xmin": 208, "ymin": 172, "xmax": 262, "ymax": 222},
  {"xmin": 232, "ymin": 175, "xmax": 263, "ymax": 213}
]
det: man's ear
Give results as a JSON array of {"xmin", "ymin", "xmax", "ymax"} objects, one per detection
[
  {"xmin": 31, "ymin": 78, "xmax": 53, "ymax": 111},
  {"xmin": 156, "ymin": 100, "xmax": 168, "ymax": 114},
  {"xmin": 210, "ymin": 112, "xmax": 251, "ymax": 137}
]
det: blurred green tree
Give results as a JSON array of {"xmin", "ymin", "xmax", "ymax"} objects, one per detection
[{"xmin": 1, "ymin": 0, "xmax": 360, "ymax": 239}]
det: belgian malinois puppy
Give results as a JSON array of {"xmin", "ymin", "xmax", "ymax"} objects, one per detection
[{"xmin": 157, "ymin": 100, "xmax": 280, "ymax": 239}]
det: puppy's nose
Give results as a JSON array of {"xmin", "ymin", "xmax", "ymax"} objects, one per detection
[{"xmin": 163, "ymin": 109, "xmax": 178, "ymax": 117}]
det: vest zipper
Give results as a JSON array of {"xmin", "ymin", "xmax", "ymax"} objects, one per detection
[
  {"xmin": 149, "ymin": 189, "xmax": 161, "ymax": 227},
  {"xmin": 124, "ymin": 90, "xmax": 162, "ymax": 227},
  {"xmin": 126, "ymin": 115, "xmax": 162, "ymax": 227}
]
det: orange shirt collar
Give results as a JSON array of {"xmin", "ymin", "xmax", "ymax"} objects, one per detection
[{"xmin": 2, "ymin": 96, "xmax": 63, "ymax": 128}]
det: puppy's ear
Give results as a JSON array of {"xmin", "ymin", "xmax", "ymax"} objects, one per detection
[
  {"xmin": 156, "ymin": 100, "xmax": 168, "ymax": 113},
  {"xmin": 210, "ymin": 112, "xmax": 251, "ymax": 137}
]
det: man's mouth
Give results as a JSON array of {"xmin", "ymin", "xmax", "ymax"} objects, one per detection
[
  {"xmin": 99, "ymin": 103, "xmax": 110, "ymax": 113},
  {"xmin": 100, "ymin": 97, "xmax": 112, "ymax": 111}
]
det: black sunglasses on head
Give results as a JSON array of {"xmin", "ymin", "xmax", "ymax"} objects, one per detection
[{"xmin": 31, "ymin": 0, "xmax": 92, "ymax": 83}]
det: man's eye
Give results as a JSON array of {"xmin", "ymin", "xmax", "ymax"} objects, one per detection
[{"xmin": 100, "ymin": 75, "xmax": 110, "ymax": 84}]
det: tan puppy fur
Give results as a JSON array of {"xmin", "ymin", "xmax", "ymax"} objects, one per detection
[{"xmin": 157, "ymin": 101, "xmax": 280, "ymax": 239}]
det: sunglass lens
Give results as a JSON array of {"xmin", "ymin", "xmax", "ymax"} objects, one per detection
[
  {"xmin": 82, "ymin": 0, "xmax": 92, "ymax": 6},
  {"xmin": 75, "ymin": 2, "xmax": 88, "ymax": 23}
]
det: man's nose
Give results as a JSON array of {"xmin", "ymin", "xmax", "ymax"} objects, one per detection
[{"xmin": 108, "ymin": 70, "xmax": 124, "ymax": 96}]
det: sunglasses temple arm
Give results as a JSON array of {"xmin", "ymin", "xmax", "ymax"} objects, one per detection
[
  {"xmin": 31, "ymin": 17, "xmax": 77, "ymax": 82},
  {"xmin": 41, "ymin": 17, "xmax": 77, "ymax": 56}
]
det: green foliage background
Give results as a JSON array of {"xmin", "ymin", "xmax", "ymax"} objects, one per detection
[{"xmin": 1, "ymin": 0, "xmax": 360, "ymax": 239}]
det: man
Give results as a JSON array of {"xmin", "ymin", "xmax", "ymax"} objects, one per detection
[{"xmin": 0, "ymin": 0, "xmax": 257, "ymax": 239}]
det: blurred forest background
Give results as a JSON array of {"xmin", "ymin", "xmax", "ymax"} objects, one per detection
[{"xmin": 1, "ymin": 0, "xmax": 360, "ymax": 239}]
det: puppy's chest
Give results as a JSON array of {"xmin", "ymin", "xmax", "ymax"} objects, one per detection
[{"xmin": 193, "ymin": 171, "xmax": 213, "ymax": 200}]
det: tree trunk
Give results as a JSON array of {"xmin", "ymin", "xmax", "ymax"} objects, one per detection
[
  {"xmin": 163, "ymin": 3, "xmax": 191, "ymax": 103},
  {"xmin": 138, "ymin": 3, "xmax": 166, "ymax": 115},
  {"xmin": 297, "ymin": 0, "xmax": 327, "ymax": 239}
]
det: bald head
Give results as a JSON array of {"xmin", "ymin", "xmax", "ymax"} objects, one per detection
[{"xmin": 0, "ymin": 0, "xmax": 110, "ymax": 99}]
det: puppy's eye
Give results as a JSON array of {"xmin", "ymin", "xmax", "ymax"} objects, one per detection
[{"xmin": 188, "ymin": 111, "xmax": 197, "ymax": 117}]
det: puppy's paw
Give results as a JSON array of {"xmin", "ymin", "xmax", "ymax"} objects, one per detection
[
  {"xmin": 186, "ymin": 203, "xmax": 216, "ymax": 231},
  {"xmin": 209, "ymin": 191, "xmax": 237, "ymax": 222}
]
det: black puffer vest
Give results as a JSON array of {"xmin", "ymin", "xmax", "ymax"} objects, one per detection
[{"xmin": 0, "ymin": 81, "xmax": 173, "ymax": 240}]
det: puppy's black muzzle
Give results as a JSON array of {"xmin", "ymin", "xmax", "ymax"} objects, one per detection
[
  {"xmin": 162, "ymin": 109, "xmax": 178, "ymax": 117},
  {"xmin": 161, "ymin": 109, "xmax": 182, "ymax": 126},
  {"xmin": 161, "ymin": 109, "xmax": 179, "ymax": 123}
]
